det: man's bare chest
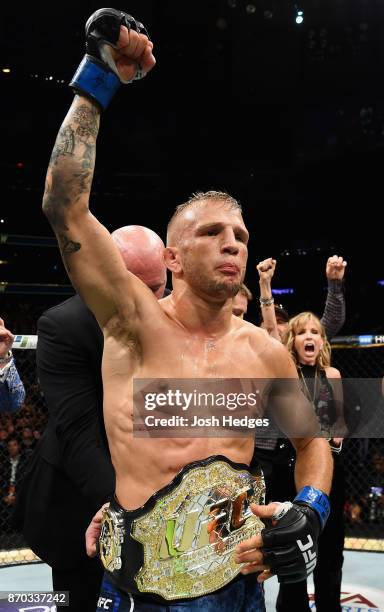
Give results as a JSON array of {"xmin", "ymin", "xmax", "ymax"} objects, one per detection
[{"xmin": 138, "ymin": 329, "xmax": 272, "ymax": 379}]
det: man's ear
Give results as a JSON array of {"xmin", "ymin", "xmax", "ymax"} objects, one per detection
[{"xmin": 164, "ymin": 247, "xmax": 182, "ymax": 274}]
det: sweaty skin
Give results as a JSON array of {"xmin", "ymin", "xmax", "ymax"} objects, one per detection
[
  {"xmin": 42, "ymin": 25, "xmax": 332, "ymax": 578},
  {"xmin": 101, "ymin": 197, "xmax": 312, "ymax": 509}
]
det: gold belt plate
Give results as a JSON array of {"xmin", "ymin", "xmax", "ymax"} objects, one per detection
[{"xmin": 131, "ymin": 459, "xmax": 265, "ymax": 600}]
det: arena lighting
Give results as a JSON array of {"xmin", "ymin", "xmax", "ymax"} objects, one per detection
[
  {"xmin": 358, "ymin": 335, "xmax": 373, "ymax": 345},
  {"xmin": 246, "ymin": 4, "xmax": 256, "ymax": 14},
  {"xmin": 272, "ymin": 288, "xmax": 294, "ymax": 295},
  {"xmin": 295, "ymin": 8, "xmax": 304, "ymax": 24},
  {"xmin": 29, "ymin": 73, "xmax": 65, "ymax": 84},
  {"xmin": 2, "ymin": 68, "xmax": 11, "ymax": 73}
]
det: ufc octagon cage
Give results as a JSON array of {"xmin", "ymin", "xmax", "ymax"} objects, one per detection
[{"xmin": 0, "ymin": 334, "xmax": 383, "ymax": 567}]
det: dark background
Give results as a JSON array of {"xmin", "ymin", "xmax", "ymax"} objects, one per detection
[{"xmin": 1, "ymin": 1, "xmax": 383, "ymax": 332}]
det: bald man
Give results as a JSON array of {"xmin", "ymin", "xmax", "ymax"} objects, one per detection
[
  {"xmin": 112, "ymin": 225, "xmax": 167, "ymax": 298},
  {"xmin": 13, "ymin": 226, "xmax": 167, "ymax": 612}
]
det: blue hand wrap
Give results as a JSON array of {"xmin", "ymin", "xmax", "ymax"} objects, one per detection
[
  {"xmin": 70, "ymin": 55, "xmax": 121, "ymax": 110},
  {"xmin": 294, "ymin": 486, "xmax": 330, "ymax": 530}
]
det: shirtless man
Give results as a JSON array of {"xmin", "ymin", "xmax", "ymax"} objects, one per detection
[{"xmin": 42, "ymin": 9, "xmax": 332, "ymax": 611}]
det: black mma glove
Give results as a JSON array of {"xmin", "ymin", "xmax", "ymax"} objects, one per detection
[
  {"xmin": 261, "ymin": 486, "xmax": 330, "ymax": 584},
  {"xmin": 70, "ymin": 8, "xmax": 150, "ymax": 110}
]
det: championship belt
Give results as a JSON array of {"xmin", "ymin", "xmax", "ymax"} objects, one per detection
[{"xmin": 99, "ymin": 455, "xmax": 265, "ymax": 601}]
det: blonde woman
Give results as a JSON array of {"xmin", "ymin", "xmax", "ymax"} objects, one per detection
[
  {"xmin": 277, "ymin": 312, "xmax": 347, "ymax": 612},
  {"xmin": 285, "ymin": 312, "xmax": 347, "ymax": 442}
]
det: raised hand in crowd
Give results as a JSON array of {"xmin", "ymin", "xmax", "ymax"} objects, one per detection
[{"xmin": 326, "ymin": 255, "xmax": 347, "ymax": 281}]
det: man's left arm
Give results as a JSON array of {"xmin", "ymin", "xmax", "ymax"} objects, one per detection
[
  {"xmin": 270, "ymin": 345, "xmax": 333, "ymax": 497},
  {"xmin": 292, "ymin": 437, "xmax": 333, "ymax": 495},
  {"xmin": 235, "ymin": 341, "xmax": 333, "ymax": 583}
]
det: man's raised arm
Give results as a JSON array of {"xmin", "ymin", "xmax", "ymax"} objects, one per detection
[{"xmin": 42, "ymin": 9, "xmax": 156, "ymax": 326}]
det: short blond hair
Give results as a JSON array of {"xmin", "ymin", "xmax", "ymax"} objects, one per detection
[
  {"xmin": 167, "ymin": 190, "xmax": 241, "ymax": 245},
  {"xmin": 285, "ymin": 311, "xmax": 331, "ymax": 369}
]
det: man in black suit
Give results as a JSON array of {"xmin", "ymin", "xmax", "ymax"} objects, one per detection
[{"xmin": 14, "ymin": 225, "xmax": 167, "ymax": 612}]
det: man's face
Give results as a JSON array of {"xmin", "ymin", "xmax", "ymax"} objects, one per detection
[
  {"xmin": 178, "ymin": 201, "xmax": 248, "ymax": 299},
  {"xmin": 232, "ymin": 293, "xmax": 248, "ymax": 318}
]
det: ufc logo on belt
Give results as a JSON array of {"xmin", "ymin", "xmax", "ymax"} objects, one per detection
[
  {"xmin": 97, "ymin": 597, "xmax": 113, "ymax": 610},
  {"xmin": 296, "ymin": 534, "xmax": 317, "ymax": 573}
]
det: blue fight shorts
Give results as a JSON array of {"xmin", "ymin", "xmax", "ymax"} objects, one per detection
[{"xmin": 96, "ymin": 572, "xmax": 266, "ymax": 611}]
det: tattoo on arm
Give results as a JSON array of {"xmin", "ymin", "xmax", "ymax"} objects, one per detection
[
  {"xmin": 58, "ymin": 234, "xmax": 81, "ymax": 273},
  {"xmin": 48, "ymin": 103, "xmax": 99, "ymax": 174},
  {"xmin": 43, "ymin": 100, "xmax": 100, "ymax": 269},
  {"xmin": 73, "ymin": 104, "xmax": 99, "ymax": 139},
  {"xmin": 79, "ymin": 141, "xmax": 95, "ymax": 170},
  {"xmin": 49, "ymin": 126, "xmax": 76, "ymax": 165}
]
